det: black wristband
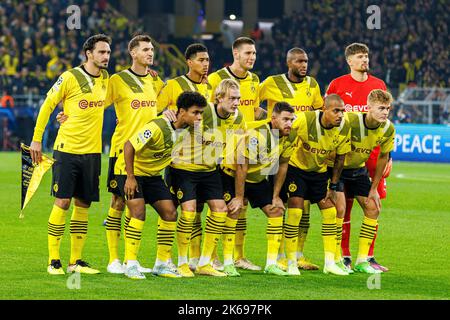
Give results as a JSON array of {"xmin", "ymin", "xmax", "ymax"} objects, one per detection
[{"xmin": 329, "ymin": 182, "xmax": 338, "ymax": 191}]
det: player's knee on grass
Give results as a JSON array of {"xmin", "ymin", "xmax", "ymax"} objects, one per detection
[
  {"xmin": 227, "ymin": 210, "xmax": 240, "ymax": 220},
  {"xmin": 110, "ymin": 194, "xmax": 125, "ymax": 211},
  {"xmin": 208, "ymin": 199, "xmax": 228, "ymax": 213},
  {"xmin": 335, "ymin": 193, "xmax": 347, "ymax": 218},
  {"xmin": 262, "ymin": 205, "xmax": 283, "ymax": 218},
  {"xmin": 288, "ymin": 196, "xmax": 304, "ymax": 209},
  {"xmin": 55, "ymin": 198, "xmax": 71, "ymax": 210},
  {"xmin": 318, "ymin": 199, "xmax": 335, "ymax": 210},
  {"xmin": 155, "ymin": 202, "xmax": 178, "ymax": 222},
  {"xmin": 181, "ymin": 200, "xmax": 197, "ymax": 213},
  {"xmin": 74, "ymin": 197, "xmax": 91, "ymax": 208},
  {"xmin": 359, "ymin": 196, "xmax": 380, "ymax": 219},
  {"xmin": 127, "ymin": 199, "xmax": 146, "ymax": 221}
]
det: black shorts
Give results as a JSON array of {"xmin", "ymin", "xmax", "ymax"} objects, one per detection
[
  {"xmin": 167, "ymin": 167, "xmax": 223, "ymax": 204},
  {"xmin": 115, "ymin": 175, "xmax": 174, "ymax": 205},
  {"xmin": 268, "ymin": 175, "xmax": 289, "ymax": 203},
  {"xmin": 51, "ymin": 150, "xmax": 101, "ymax": 202},
  {"xmin": 107, "ymin": 157, "xmax": 121, "ymax": 195},
  {"xmin": 285, "ymin": 165, "xmax": 328, "ymax": 204},
  {"xmin": 221, "ymin": 170, "xmax": 273, "ymax": 209},
  {"xmin": 328, "ymin": 167, "xmax": 371, "ymax": 198}
]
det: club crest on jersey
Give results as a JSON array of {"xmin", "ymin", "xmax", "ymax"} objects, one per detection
[
  {"xmin": 177, "ymin": 190, "xmax": 184, "ymax": 200},
  {"xmin": 333, "ymin": 135, "xmax": 340, "ymax": 145},
  {"xmin": 376, "ymin": 136, "xmax": 384, "ymax": 145},
  {"xmin": 288, "ymin": 182, "xmax": 297, "ymax": 193},
  {"xmin": 109, "ymin": 179, "xmax": 118, "ymax": 189},
  {"xmin": 223, "ymin": 192, "xmax": 232, "ymax": 202}
]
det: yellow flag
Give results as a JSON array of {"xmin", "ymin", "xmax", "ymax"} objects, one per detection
[{"xmin": 20, "ymin": 143, "xmax": 55, "ymax": 218}]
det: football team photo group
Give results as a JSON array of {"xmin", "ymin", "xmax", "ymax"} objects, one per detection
[
  {"xmin": 29, "ymin": 33, "xmax": 395, "ymax": 281},
  {"xmin": 2, "ymin": 0, "xmax": 448, "ymax": 303}
]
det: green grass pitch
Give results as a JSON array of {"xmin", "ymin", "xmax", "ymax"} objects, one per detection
[{"xmin": 1, "ymin": 152, "xmax": 449, "ymax": 300}]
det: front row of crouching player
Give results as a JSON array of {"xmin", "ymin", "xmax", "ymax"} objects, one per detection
[{"xmin": 118, "ymin": 85, "xmax": 394, "ymax": 279}]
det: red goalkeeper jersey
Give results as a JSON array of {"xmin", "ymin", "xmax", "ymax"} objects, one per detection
[
  {"xmin": 326, "ymin": 73, "xmax": 387, "ymax": 161},
  {"xmin": 326, "ymin": 74, "xmax": 386, "ymax": 112}
]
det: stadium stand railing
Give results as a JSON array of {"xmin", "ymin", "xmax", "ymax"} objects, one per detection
[{"xmin": 394, "ymin": 88, "xmax": 450, "ymax": 124}]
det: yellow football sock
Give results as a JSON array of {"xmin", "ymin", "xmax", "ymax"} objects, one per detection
[
  {"xmin": 357, "ymin": 216, "xmax": 378, "ymax": 263},
  {"xmin": 335, "ymin": 217, "xmax": 344, "ymax": 262},
  {"xmin": 284, "ymin": 208, "xmax": 303, "ymax": 262},
  {"xmin": 157, "ymin": 217, "xmax": 176, "ymax": 263},
  {"xmin": 234, "ymin": 206, "xmax": 247, "ymax": 260},
  {"xmin": 123, "ymin": 206, "xmax": 131, "ymax": 263},
  {"xmin": 321, "ymin": 207, "xmax": 337, "ymax": 265},
  {"xmin": 105, "ymin": 207, "xmax": 123, "ymax": 264},
  {"xmin": 176, "ymin": 210, "xmax": 196, "ymax": 266},
  {"xmin": 222, "ymin": 216, "xmax": 238, "ymax": 266},
  {"xmin": 69, "ymin": 206, "xmax": 89, "ymax": 265},
  {"xmin": 199, "ymin": 211, "xmax": 227, "ymax": 267},
  {"xmin": 125, "ymin": 217, "xmax": 144, "ymax": 262},
  {"xmin": 277, "ymin": 213, "xmax": 286, "ymax": 259},
  {"xmin": 267, "ymin": 216, "xmax": 283, "ymax": 266},
  {"xmin": 189, "ymin": 211, "xmax": 203, "ymax": 261},
  {"xmin": 297, "ymin": 201, "xmax": 310, "ymax": 257},
  {"xmin": 48, "ymin": 205, "xmax": 67, "ymax": 264}
]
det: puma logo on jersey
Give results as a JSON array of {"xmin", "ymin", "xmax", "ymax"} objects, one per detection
[{"xmin": 345, "ymin": 92, "xmax": 353, "ymax": 98}]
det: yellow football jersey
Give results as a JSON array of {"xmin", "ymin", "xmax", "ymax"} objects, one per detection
[
  {"xmin": 289, "ymin": 110, "xmax": 351, "ymax": 173},
  {"xmin": 33, "ymin": 66, "xmax": 109, "ymax": 154},
  {"xmin": 259, "ymin": 74, "xmax": 323, "ymax": 117},
  {"xmin": 341, "ymin": 112, "xmax": 395, "ymax": 169},
  {"xmin": 114, "ymin": 116, "xmax": 182, "ymax": 176},
  {"xmin": 208, "ymin": 67, "xmax": 260, "ymax": 121},
  {"xmin": 222, "ymin": 120, "xmax": 296, "ymax": 183},
  {"xmin": 157, "ymin": 75, "xmax": 212, "ymax": 111},
  {"xmin": 108, "ymin": 69, "xmax": 164, "ymax": 157},
  {"xmin": 171, "ymin": 103, "xmax": 246, "ymax": 172}
]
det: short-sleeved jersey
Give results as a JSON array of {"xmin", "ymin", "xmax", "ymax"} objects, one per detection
[
  {"xmin": 114, "ymin": 116, "xmax": 182, "ymax": 177},
  {"xmin": 108, "ymin": 68, "xmax": 164, "ymax": 157},
  {"xmin": 340, "ymin": 112, "xmax": 395, "ymax": 169},
  {"xmin": 259, "ymin": 74, "xmax": 323, "ymax": 117},
  {"xmin": 208, "ymin": 67, "xmax": 260, "ymax": 121},
  {"xmin": 223, "ymin": 120, "xmax": 296, "ymax": 183},
  {"xmin": 289, "ymin": 110, "xmax": 351, "ymax": 173},
  {"xmin": 157, "ymin": 75, "xmax": 212, "ymax": 111},
  {"xmin": 171, "ymin": 103, "xmax": 246, "ymax": 172},
  {"xmin": 32, "ymin": 66, "xmax": 109, "ymax": 154},
  {"xmin": 326, "ymin": 74, "xmax": 387, "ymax": 113}
]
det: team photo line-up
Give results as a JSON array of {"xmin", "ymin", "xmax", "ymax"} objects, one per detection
[{"xmin": 29, "ymin": 33, "xmax": 395, "ymax": 279}]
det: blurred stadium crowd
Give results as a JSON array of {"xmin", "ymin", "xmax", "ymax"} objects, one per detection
[{"xmin": 0, "ymin": 0, "xmax": 448, "ymax": 150}]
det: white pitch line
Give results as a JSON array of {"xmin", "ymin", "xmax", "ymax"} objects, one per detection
[{"xmin": 394, "ymin": 173, "xmax": 450, "ymax": 183}]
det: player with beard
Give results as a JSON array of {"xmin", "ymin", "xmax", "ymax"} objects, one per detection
[
  {"xmin": 30, "ymin": 34, "xmax": 111, "ymax": 275},
  {"xmin": 259, "ymin": 47, "xmax": 323, "ymax": 271}
]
